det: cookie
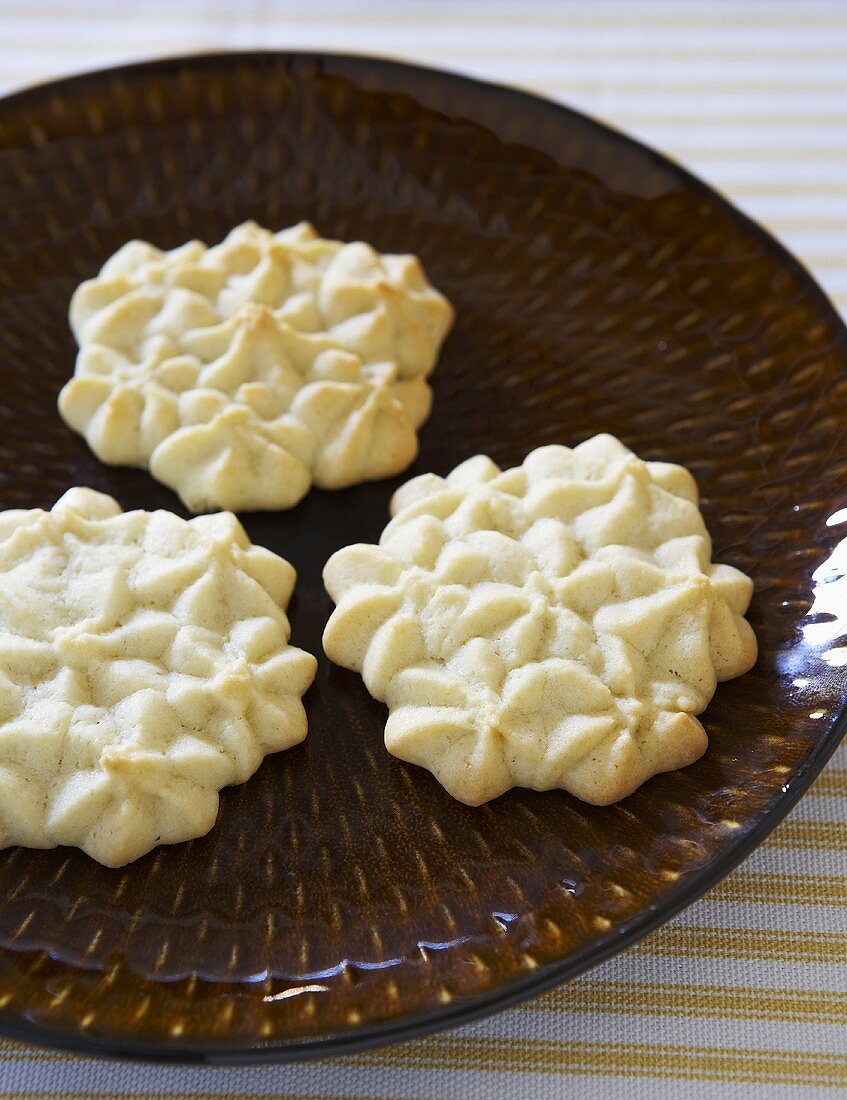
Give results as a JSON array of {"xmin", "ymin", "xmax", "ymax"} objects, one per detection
[
  {"xmin": 323, "ymin": 435, "xmax": 757, "ymax": 805},
  {"xmin": 59, "ymin": 222, "xmax": 454, "ymax": 512},
  {"xmin": 0, "ymin": 488, "xmax": 316, "ymax": 866}
]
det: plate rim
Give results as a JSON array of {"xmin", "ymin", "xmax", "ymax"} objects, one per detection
[{"xmin": 0, "ymin": 46, "xmax": 845, "ymax": 1065}]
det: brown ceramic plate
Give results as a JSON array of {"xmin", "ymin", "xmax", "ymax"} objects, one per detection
[{"xmin": 0, "ymin": 51, "xmax": 845, "ymax": 1064}]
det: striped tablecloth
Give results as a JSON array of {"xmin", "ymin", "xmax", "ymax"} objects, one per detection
[{"xmin": 1, "ymin": 2, "xmax": 845, "ymax": 1096}]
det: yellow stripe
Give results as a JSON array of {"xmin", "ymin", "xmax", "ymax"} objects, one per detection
[
  {"xmin": 9, "ymin": 7, "xmax": 847, "ymax": 29},
  {"xmin": 537, "ymin": 78, "xmax": 847, "ymax": 92},
  {"xmin": 531, "ymin": 979, "xmax": 847, "ymax": 1024},
  {"xmin": 6, "ymin": 58, "xmax": 847, "ymax": 95},
  {"xmin": 730, "ymin": 254, "xmax": 846, "ymax": 270},
  {"xmin": 4, "ymin": 47, "xmax": 847, "ymax": 74},
  {"xmin": 17, "ymin": 42, "xmax": 847, "ymax": 60},
  {"xmin": 351, "ymin": 47, "xmax": 847, "ymax": 60},
  {"xmin": 713, "ymin": 872, "xmax": 847, "ymax": 907},
  {"xmin": 1, "ymin": 1030, "xmax": 847, "ymax": 1089},
  {"xmin": 719, "ymin": 180, "xmax": 847, "ymax": 195},
  {"xmin": 350, "ymin": 1036, "xmax": 847, "ymax": 1087},
  {"xmin": 634, "ymin": 925, "xmax": 847, "ymax": 964},
  {"xmin": 615, "ymin": 113, "xmax": 847, "ymax": 128},
  {"xmin": 810, "ymin": 769, "xmax": 847, "ymax": 796},
  {"xmin": 665, "ymin": 146, "xmax": 847, "ymax": 162},
  {"xmin": 457, "ymin": 47, "xmax": 847, "ymax": 61},
  {"xmin": 766, "ymin": 819, "xmax": 847, "ymax": 850},
  {"xmin": 305, "ymin": 46, "xmax": 847, "ymax": 60},
  {"xmin": 764, "ymin": 218, "xmax": 847, "ymax": 232}
]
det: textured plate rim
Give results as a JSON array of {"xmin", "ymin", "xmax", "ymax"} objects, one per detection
[{"xmin": 0, "ymin": 47, "xmax": 845, "ymax": 1065}]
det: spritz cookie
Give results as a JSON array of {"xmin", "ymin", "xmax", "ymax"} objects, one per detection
[
  {"xmin": 59, "ymin": 222, "xmax": 454, "ymax": 512},
  {"xmin": 0, "ymin": 488, "xmax": 316, "ymax": 866},
  {"xmin": 323, "ymin": 435, "xmax": 757, "ymax": 806}
]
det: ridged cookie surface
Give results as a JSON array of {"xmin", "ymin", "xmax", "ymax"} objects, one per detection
[
  {"xmin": 0, "ymin": 489, "xmax": 316, "ymax": 866},
  {"xmin": 323, "ymin": 435, "xmax": 757, "ymax": 806},
  {"xmin": 59, "ymin": 222, "xmax": 454, "ymax": 512}
]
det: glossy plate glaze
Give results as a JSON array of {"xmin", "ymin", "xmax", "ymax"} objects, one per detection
[{"xmin": 0, "ymin": 52, "xmax": 845, "ymax": 1063}]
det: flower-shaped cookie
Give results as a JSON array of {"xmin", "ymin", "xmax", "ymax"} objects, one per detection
[
  {"xmin": 59, "ymin": 222, "xmax": 453, "ymax": 512},
  {"xmin": 323, "ymin": 435, "xmax": 757, "ymax": 805},
  {"xmin": 0, "ymin": 488, "xmax": 316, "ymax": 865}
]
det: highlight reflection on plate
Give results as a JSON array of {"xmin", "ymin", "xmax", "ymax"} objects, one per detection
[
  {"xmin": 0, "ymin": 52, "xmax": 845, "ymax": 1062},
  {"xmin": 804, "ymin": 516, "xmax": 847, "ymax": 665}
]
